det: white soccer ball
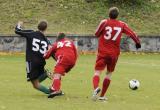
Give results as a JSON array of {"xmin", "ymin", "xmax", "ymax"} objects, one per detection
[{"xmin": 129, "ymin": 79, "xmax": 140, "ymax": 90}]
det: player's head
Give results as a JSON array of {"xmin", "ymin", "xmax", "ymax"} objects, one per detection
[
  {"xmin": 38, "ymin": 21, "xmax": 47, "ymax": 32},
  {"xmin": 57, "ymin": 33, "xmax": 66, "ymax": 41},
  {"xmin": 109, "ymin": 7, "xmax": 119, "ymax": 19}
]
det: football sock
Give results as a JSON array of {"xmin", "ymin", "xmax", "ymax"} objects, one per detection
[
  {"xmin": 37, "ymin": 85, "xmax": 50, "ymax": 94},
  {"xmin": 93, "ymin": 75, "xmax": 100, "ymax": 89},
  {"xmin": 100, "ymin": 77, "xmax": 111, "ymax": 97},
  {"xmin": 52, "ymin": 79, "xmax": 61, "ymax": 91},
  {"xmin": 38, "ymin": 73, "xmax": 47, "ymax": 82}
]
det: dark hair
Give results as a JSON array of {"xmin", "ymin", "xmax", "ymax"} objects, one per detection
[
  {"xmin": 57, "ymin": 33, "xmax": 66, "ymax": 41},
  {"xmin": 109, "ymin": 7, "xmax": 119, "ymax": 19},
  {"xmin": 38, "ymin": 21, "xmax": 47, "ymax": 31}
]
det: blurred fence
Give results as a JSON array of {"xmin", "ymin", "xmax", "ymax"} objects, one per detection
[{"xmin": 0, "ymin": 35, "xmax": 160, "ymax": 52}]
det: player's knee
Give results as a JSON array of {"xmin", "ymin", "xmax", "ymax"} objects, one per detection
[
  {"xmin": 31, "ymin": 81, "xmax": 40, "ymax": 89},
  {"xmin": 94, "ymin": 70, "xmax": 101, "ymax": 76},
  {"xmin": 33, "ymin": 84, "xmax": 39, "ymax": 89},
  {"xmin": 53, "ymin": 73, "xmax": 62, "ymax": 79},
  {"xmin": 105, "ymin": 72, "xmax": 112, "ymax": 79}
]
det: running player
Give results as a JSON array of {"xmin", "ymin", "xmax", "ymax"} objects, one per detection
[{"xmin": 92, "ymin": 7, "xmax": 141, "ymax": 101}]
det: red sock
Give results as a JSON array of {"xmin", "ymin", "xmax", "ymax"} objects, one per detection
[
  {"xmin": 52, "ymin": 79, "xmax": 61, "ymax": 91},
  {"xmin": 93, "ymin": 75, "xmax": 100, "ymax": 89},
  {"xmin": 100, "ymin": 77, "xmax": 111, "ymax": 97}
]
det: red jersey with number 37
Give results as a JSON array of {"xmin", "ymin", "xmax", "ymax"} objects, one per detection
[
  {"xmin": 95, "ymin": 19, "xmax": 140, "ymax": 56},
  {"xmin": 44, "ymin": 38, "xmax": 77, "ymax": 63}
]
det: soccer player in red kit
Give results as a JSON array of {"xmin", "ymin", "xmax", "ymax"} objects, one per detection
[
  {"xmin": 44, "ymin": 33, "xmax": 77, "ymax": 98},
  {"xmin": 92, "ymin": 7, "xmax": 141, "ymax": 101}
]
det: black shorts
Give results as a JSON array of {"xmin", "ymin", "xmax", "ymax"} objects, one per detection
[{"xmin": 26, "ymin": 61, "xmax": 45, "ymax": 81}]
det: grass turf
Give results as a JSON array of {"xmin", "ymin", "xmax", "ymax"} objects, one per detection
[
  {"xmin": 0, "ymin": 53, "xmax": 160, "ymax": 110},
  {"xmin": 0, "ymin": 0, "xmax": 160, "ymax": 35}
]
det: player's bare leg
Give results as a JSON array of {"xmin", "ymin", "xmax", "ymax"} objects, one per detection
[
  {"xmin": 44, "ymin": 69, "xmax": 53, "ymax": 80},
  {"xmin": 92, "ymin": 70, "xmax": 101, "ymax": 101},
  {"xmin": 48, "ymin": 73, "xmax": 64, "ymax": 98},
  {"xmin": 38, "ymin": 69, "xmax": 52, "ymax": 82},
  {"xmin": 31, "ymin": 79, "xmax": 50, "ymax": 94},
  {"xmin": 99, "ymin": 71, "xmax": 112, "ymax": 101}
]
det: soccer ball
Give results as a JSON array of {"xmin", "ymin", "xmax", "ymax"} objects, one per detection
[{"xmin": 129, "ymin": 79, "xmax": 140, "ymax": 90}]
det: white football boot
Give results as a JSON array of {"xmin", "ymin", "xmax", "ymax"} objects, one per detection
[
  {"xmin": 92, "ymin": 87, "xmax": 101, "ymax": 101},
  {"xmin": 98, "ymin": 96, "xmax": 108, "ymax": 101}
]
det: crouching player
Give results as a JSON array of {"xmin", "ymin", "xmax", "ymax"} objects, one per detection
[{"xmin": 44, "ymin": 33, "xmax": 77, "ymax": 98}]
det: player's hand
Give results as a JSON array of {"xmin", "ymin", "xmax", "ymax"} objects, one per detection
[
  {"xmin": 43, "ymin": 52, "xmax": 47, "ymax": 58},
  {"xmin": 17, "ymin": 21, "xmax": 23, "ymax": 29},
  {"xmin": 135, "ymin": 43, "xmax": 141, "ymax": 49},
  {"xmin": 48, "ymin": 45, "xmax": 52, "ymax": 50}
]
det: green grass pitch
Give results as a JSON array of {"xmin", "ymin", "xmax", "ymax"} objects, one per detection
[{"xmin": 0, "ymin": 53, "xmax": 160, "ymax": 110}]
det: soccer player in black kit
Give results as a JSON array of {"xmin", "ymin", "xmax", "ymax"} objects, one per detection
[{"xmin": 15, "ymin": 21, "xmax": 51, "ymax": 94}]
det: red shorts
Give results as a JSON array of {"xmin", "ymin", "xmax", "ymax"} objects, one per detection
[
  {"xmin": 54, "ymin": 55, "xmax": 76, "ymax": 76},
  {"xmin": 95, "ymin": 55, "xmax": 118, "ymax": 72}
]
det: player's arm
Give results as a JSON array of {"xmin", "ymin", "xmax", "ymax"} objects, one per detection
[
  {"xmin": 73, "ymin": 42, "xmax": 78, "ymax": 59},
  {"xmin": 123, "ymin": 23, "xmax": 141, "ymax": 49},
  {"xmin": 44, "ymin": 37, "xmax": 56, "ymax": 60},
  {"xmin": 15, "ymin": 21, "xmax": 34, "ymax": 37},
  {"xmin": 44, "ymin": 43, "xmax": 56, "ymax": 59},
  {"xmin": 95, "ymin": 19, "xmax": 107, "ymax": 37}
]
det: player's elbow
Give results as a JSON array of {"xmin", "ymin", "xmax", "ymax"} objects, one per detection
[{"xmin": 95, "ymin": 33, "xmax": 99, "ymax": 38}]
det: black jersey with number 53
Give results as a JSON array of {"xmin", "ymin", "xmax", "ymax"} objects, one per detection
[{"xmin": 15, "ymin": 26, "xmax": 50, "ymax": 64}]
